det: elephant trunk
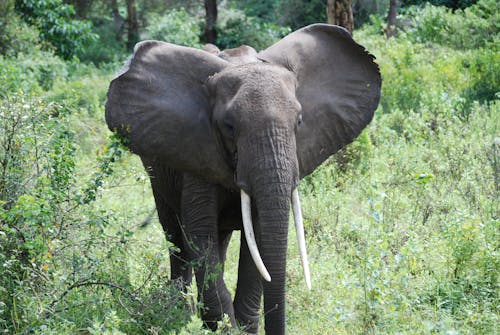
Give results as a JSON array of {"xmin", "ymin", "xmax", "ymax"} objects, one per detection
[
  {"xmin": 236, "ymin": 126, "xmax": 299, "ymax": 334},
  {"xmin": 241, "ymin": 188, "xmax": 311, "ymax": 288},
  {"xmin": 253, "ymin": 180, "xmax": 291, "ymax": 335}
]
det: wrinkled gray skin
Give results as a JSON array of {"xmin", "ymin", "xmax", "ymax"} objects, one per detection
[{"xmin": 106, "ymin": 24, "xmax": 381, "ymax": 334}]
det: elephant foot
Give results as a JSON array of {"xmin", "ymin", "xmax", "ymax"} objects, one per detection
[
  {"xmin": 201, "ymin": 313, "xmax": 237, "ymax": 333},
  {"xmin": 235, "ymin": 312, "xmax": 260, "ymax": 334},
  {"xmin": 199, "ymin": 288, "xmax": 236, "ymax": 332},
  {"xmin": 202, "ymin": 320, "xmax": 218, "ymax": 331}
]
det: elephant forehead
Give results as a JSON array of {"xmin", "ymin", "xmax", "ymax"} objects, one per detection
[{"xmin": 214, "ymin": 63, "xmax": 297, "ymax": 95}]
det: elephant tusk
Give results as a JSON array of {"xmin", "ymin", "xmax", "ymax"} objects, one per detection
[
  {"xmin": 240, "ymin": 190, "xmax": 272, "ymax": 282},
  {"xmin": 292, "ymin": 188, "xmax": 311, "ymax": 290}
]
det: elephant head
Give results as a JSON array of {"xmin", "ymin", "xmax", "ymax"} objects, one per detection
[{"xmin": 106, "ymin": 24, "xmax": 380, "ymax": 334}]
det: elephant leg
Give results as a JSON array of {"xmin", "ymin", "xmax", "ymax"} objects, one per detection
[
  {"xmin": 233, "ymin": 232, "xmax": 263, "ymax": 334},
  {"xmin": 218, "ymin": 230, "xmax": 232, "ymax": 268},
  {"xmin": 148, "ymin": 174, "xmax": 192, "ymax": 288},
  {"xmin": 155, "ymin": 200, "xmax": 193, "ymax": 287},
  {"xmin": 181, "ymin": 174, "xmax": 235, "ymax": 330},
  {"xmin": 142, "ymin": 158, "xmax": 192, "ymax": 287}
]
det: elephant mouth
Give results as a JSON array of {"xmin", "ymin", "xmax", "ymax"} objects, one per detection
[{"xmin": 240, "ymin": 188, "xmax": 311, "ymax": 289}]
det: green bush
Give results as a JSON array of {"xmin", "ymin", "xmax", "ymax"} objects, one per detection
[
  {"xmin": 0, "ymin": 95, "xmax": 76, "ymax": 330},
  {"xmin": 0, "ymin": 0, "xmax": 40, "ymax": 57},
  {"xmin": 216, "ymin": 8, "xmax": 290, "ymax": 50},
  {"xmin": 353, "ymin": 0, "xmax": 391, "ymax": 27},
  {"xmin": 404, "ymin": 0, "xmax": 499, "ymax": 50},
  {"xmin": 49, "ymin": 62, "xmax": 115, "ymax": 116},
  {"xmin": 0, "ymin": 91, "xmax": 194, "ymax": 334},
  {"xmin": 358, "ymin": 3, "xmax": 498, "ymax": 117},
  {"xmin": 0, "ymin": 55, "xmax": 41, "ymax": 94},
  {"xmin": 78, "ymin": 19, "xmax": 127, "ymax": 65},
  {"xmin": 144, "ymin": 8, "xmax": 203, "ymax": 48},
  {"xmin": 464, "ymin": 48, "xmax": 500, "ymax": 104},
  {"xmin": 0, "ymin": 50, "xmax": 67, "ymax": 94},
  {"xmin": 296, "ymin": 100, "xmax": 499, "ymax": 334},
  {"xmin": 233, "ymin": 0, "xmax": 326, "ymax": 30},
  {"xmin": 15, "ymin": 0, "xmax": 96, "ymax": 59},
  {"xmin": 401, "ymin": 0, "xmax": 479, "ymax": 10},
  {"xmin": 0, "ymin": 93, "xmax": 122, "ymax": 332}
]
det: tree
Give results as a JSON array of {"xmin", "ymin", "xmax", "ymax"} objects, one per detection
[
  {"xmin": 15, "ymin": 0, "xmax": 95, "ymax": 59},
  {"xmin": 126, "ymin": 0, "xmax": 139, "ymax": 51},
  {"xmin": 110, "ymin": 0, "xmax": 126, "ymax": 40},
  {"xmin": 326, "ymin": 0, "xmax": 354, "ymax": 33},
  {"xmin": 204, "ymin": 0, "xmax": 217, "ymax": 44},
  {"xmin": 67, "ymin": 0, "xmax": 93, "ymax": 19},
  {"xmin": 386, "ymin": 0, "xmax": 398, "ymax": 37}
]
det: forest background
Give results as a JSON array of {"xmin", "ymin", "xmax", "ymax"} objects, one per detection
[{"xmin": 0, "ymin": 0, "xmax": 498, "ymax": 334}]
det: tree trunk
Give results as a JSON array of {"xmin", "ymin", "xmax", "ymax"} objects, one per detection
[
  {"xmin": 126, "ymin": 0, "xmax": 139, "ymax": 51},
  {"xmin": 386, "ymin": 0, "xmax": 398, "ymax": 38},
  {"xmin": 69, "ymin": 0, "xmax": 93, "ymax": 19},
  {"xmin": 326, "ymin": 0, "xmax": 354, "ymax": 34},
  {"xmin": 204, "ymin": 0, "xmax": 217, "ymax": 44},
  {"xmin": 111, "ymin": 0, "xmax": 125, "ymax": 41}
]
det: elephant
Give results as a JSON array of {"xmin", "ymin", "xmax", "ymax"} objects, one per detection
[{"xmin": 105, "ymin": 24, "xmax": 381, "ymax": 335}]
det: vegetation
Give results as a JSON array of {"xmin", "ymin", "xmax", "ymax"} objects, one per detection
[{"xmin": 0, "ymin": 0, "xmax": 498, "ymax": 334}]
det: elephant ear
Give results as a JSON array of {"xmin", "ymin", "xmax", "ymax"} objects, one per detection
[
  {"xmin": 106, "ymin": 40, "xmax": 233, "ymax": 184},
  {"xmin": 258, "ymin": 24, "xmax": 381, "ymax": 178}
]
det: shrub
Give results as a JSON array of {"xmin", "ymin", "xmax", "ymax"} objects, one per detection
[
  {"xmin": 402, "ymin": 0, "xmax": 479, "ymax": 10},
  {"xmin": 15, "ymin": 0, "xmax": 96, "ymax": 59},
  {"xmin": 0, "ymin": 95, "xmax": 76, "ymax": 330},
  {"xmin": 233, "ymin": 0, "xmax": 325, "ymax": 30},
  {"xmin": 144, "ymin": 8, "xmax": 203, "ymax": 48},
  {"xmin": 0, "ymin": 50, "xmax": 67, "ymax": 94},
  {"xmin": 78, "ymin": 19, "xmax": 127, "ymax": 65},
  {"xmin": 0, "ymin": 91, "xmax": 194, "ymax": 334},
  {"xmin": 403, "ymin": 0, "xmax": 499, "ymax": 50},
  {"xmin": 0, "ymin": 0, "xmax": 40, "ymax": 56},
  {"xmin": 359, "ymin": 12, "xmax": 497, "ymax": 116},
  {"xmin": 216, "ymin": 8, "xmax": 290, "ymax": 51},
  {"xmin": 0, "ymin": 93, "xmax": 127, "ymax": 332},
  {"xmin": 49, "ymin": 62, "xmax": 115, "ymax": 116},
  {"xmin": 464, "ymin": 48, "xmax": 500, "ymax": 103}
]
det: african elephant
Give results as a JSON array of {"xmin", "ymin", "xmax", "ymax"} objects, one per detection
[{"xmin": 105, "ymin": 24, "xmax": 381, "ymax": 335}]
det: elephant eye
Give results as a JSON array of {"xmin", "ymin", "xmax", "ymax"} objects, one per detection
[
  {"xmin": 297, "ymin": 114, "xmax": 303, "ymax": 126},
  {"xmin": 224, "ymin": 119, "xmax": 236, "ymax": 138}
]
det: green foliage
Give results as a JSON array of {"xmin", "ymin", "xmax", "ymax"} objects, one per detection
[
  {"xmin": 274, "ymin": 0, "xmax": 326, "ymax": 29},
  {"xmin": 357, "ymin": 1, "xmax": 499, "ymax": 118},
  {"xmin": 231, "ymin": 0, "xmax": 281, "ymax": 20},
  {"xmin": 15, "ymin": 0, "xmax": 96, "ymax": 59},
  {"xmin": 232, "ymin": 0, "xmax": 326, "ymax": 30},
  {"xmin": 216, "ymin": 8, "xmax": 290, "ymax": 50},
  {"xmin": 334, "ymin": 130, "xmax": 374, "ymax": 174},
  {"xmin": 295, "ymin": 100, "xmax": 499, "ymax": 334},
  {"xmin": 49, "ymin": 63, "xmax": 115, "ymax": 116},
  {"xmin": 403, "ymin": 0, "xmax": 499, "ymax": 50},
  {"xmin": 78, "ymin": 19, "xmax": 127, "ymax": 66},
  {"xmin": 0, "ymin": 0, "xmax": 40, "ymax": 56},
  {"xmin": 463, "ymin": 47, "xmax": 500, "ymax": 104},
  {"xmin": 144, "ymin": 8, "xmax": 203, "ymax": 48},
  {"xmin": 0, "ymin": 50, "xmax": 67, "ymax": 95},
  {"xmin": 401, "ymin": 0, "xmax": 478, "ymax": 10},
  {"xmin": 353, "ymin": 0, "xmax": 391, "ymax": 27},
  {"xmin": 0, "ymin": 95, "xmax": 76, "ymax": 330}
]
